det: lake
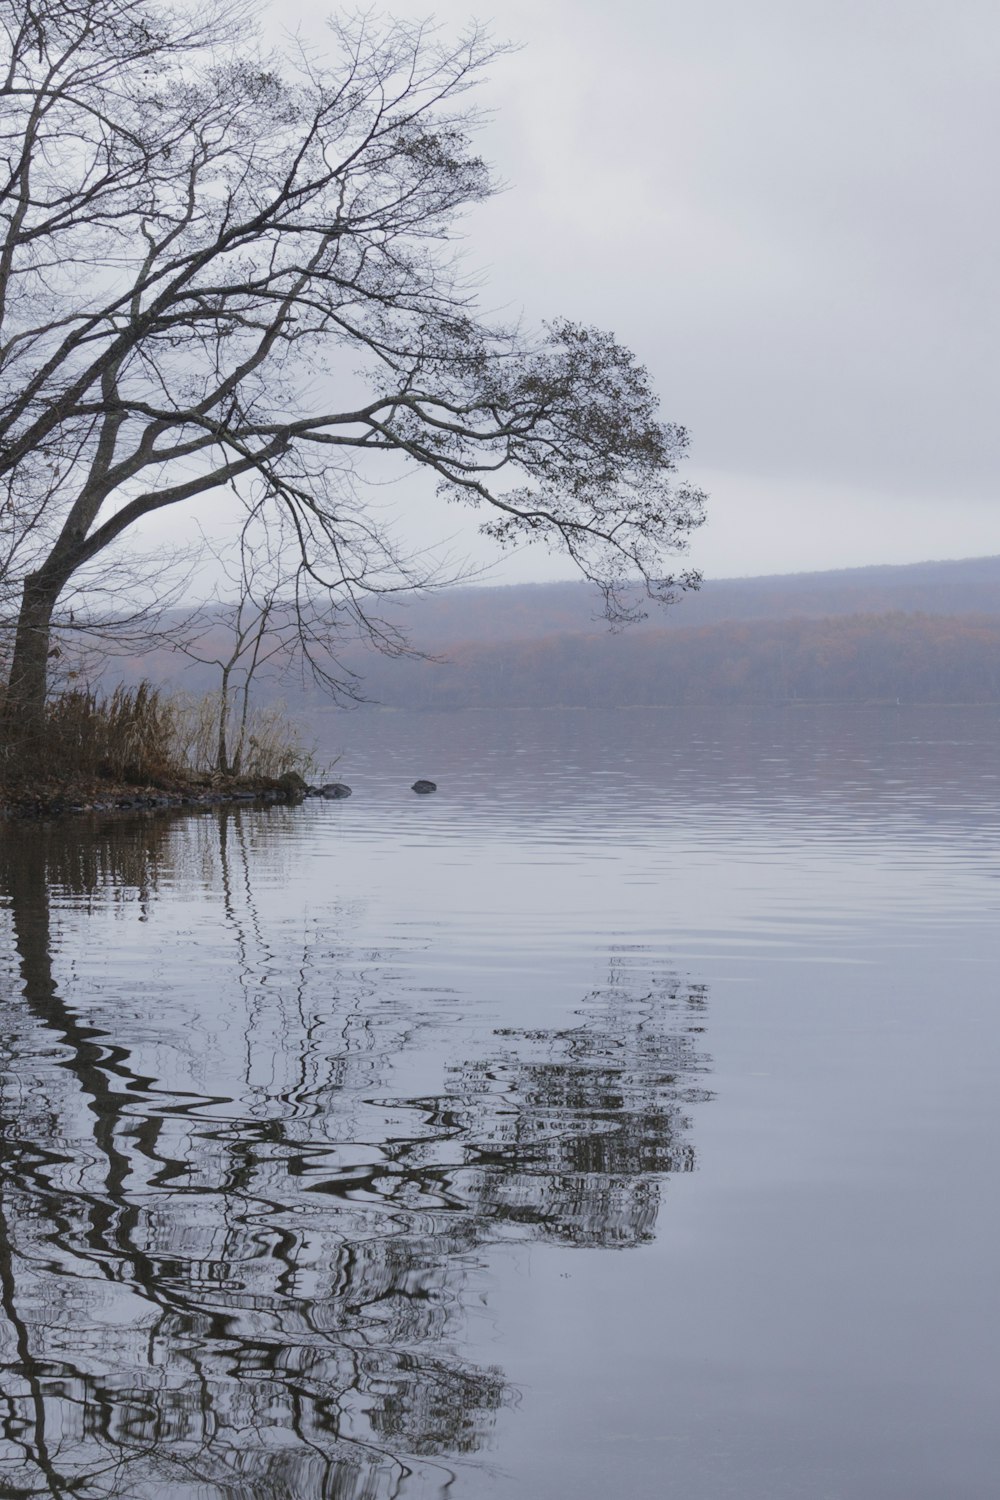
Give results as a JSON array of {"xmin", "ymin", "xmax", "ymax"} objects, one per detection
[{"xmin": 1, "ymin": 704, "xmax": 998, "ymax": 1498}]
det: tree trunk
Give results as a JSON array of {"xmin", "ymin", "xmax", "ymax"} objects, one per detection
[
  {"xmin": 1, "ymin": 576, "xmax": 60, "ymax": 756},
  {"xmin": 216, "ymin": 664, "xmax": 232, "ymax": 776},
  {"xmin": 232, "ymin": 677, "xmax": 252, "ymax": 776}
]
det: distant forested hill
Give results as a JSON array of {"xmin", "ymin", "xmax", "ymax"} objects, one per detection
[
  {"xmin": 356, "ymin": 554, "xmax": 1000, "ymax": 646},
  {"xmin": 104, "ymin": 556, "xmax": 1000, "ymax": 708},
  {"xmin": 346, "ymin": 612, "xmax": 1000, "ymax": 708}
]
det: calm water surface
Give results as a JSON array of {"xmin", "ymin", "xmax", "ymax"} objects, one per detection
[{"xmin": 1, "ymin": 705, "xmax": 998, "ymax": 1498}]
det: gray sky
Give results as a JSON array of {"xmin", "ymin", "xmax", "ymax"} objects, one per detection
[{"xmin": 276, "ymin": 0, "xmax": 1000, "ymax": 582}]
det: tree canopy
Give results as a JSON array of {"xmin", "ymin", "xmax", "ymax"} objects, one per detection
[{"xmin": 0, "ymin": 0, "xmax": 706, "ymax": 737}]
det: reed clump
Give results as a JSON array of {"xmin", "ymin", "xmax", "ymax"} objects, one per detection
[
  {"xmin": 42, "ymin": 683, "xmax": 178, "ymax": 782},
  {"xmin": 169, "ymin": 693, "xmax": 318, "ymax": 781},
  {"xmin": 1, "ymin": 682, "xmax": 316, "ymax": 793}
]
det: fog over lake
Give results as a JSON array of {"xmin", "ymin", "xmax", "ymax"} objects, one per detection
[{"xmin": 1, "ymin": 705, "xmax": 997, "ymax": 1498}]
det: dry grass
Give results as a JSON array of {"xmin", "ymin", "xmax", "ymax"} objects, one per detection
[
  {"xmin": 2, "ymin": 683, "xmax": 316, "ymax": 788},
  {"xmin": 170, "ymin": 693, "xmax": 318, "ymax": 780},
  {"xmin": 37, "ymin": 683, "xmax": 177, "ymax": 783}
]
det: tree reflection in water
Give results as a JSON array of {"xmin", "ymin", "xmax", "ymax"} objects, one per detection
[{"xmin": 0, "ymin": 812, "xmax": 711, "ymax": 1498}]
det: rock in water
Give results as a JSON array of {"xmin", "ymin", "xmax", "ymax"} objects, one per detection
[
  {"xmin": 411, "ymin": 779, "xmax": 437, "ymax": 794},
  {"xmin": 320, "ymin": 782, "xmax": 352, "ymax": 799}
]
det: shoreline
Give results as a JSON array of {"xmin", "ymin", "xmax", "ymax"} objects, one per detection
[{"xmin": 0, "ymin": 771, "xmax": 311, "ymax": 821}]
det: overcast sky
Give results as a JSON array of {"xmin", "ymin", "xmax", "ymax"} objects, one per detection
[{"xmin": 279, "ymin": 0, "xmax": 999, "ymax": 583}]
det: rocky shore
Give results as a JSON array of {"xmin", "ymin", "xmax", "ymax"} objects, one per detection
[
  {"xmin": 0, "ymin": 772, "xmax": 441, "ymax": 819},
  {"xmin": 0, "ymin": 769, "xmax": 315, "ymax": 820}
]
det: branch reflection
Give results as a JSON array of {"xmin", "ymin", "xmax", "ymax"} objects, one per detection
[{"xmin": 0, "ymin": 812, "xmax": 711, "ymax": 1497}]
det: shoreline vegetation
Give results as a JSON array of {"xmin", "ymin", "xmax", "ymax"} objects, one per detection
[{"xmin": 0, "ymin": 683, "xmax": 318, "ymax": 820}]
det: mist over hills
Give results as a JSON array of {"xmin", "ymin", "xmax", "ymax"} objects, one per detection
[
  {"xmin": 110, "ymin": 556, "xmax": 1000, "ymax": 709},
  {"xmin": 373, "ymin": 554, "xmax": 1000, "ymax": 646}
]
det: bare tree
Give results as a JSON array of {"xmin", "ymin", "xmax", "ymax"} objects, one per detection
[
  {"xmin": 0, "ymin": 0, "xmax": 706, "ymax": 752},
  {"xmin": 208, "ymin": 556, "xmax": 285, "ymax": 779},
  {"xmin": 181, "ymin": 516, "xmax": 348, "ymax": 775}
]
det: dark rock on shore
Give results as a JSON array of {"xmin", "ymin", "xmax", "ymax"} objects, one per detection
[{"xmin": 277, "ymin": 770, "xmax": 309, "ymax": 800}]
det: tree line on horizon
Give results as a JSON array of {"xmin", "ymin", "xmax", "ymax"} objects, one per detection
[
  {"xmin": 330, "ymin": 611, "xmax": 1000, "ymax": 710},
  {"xmin": 100, "ymin": 607, "xmax": 1000, "ymax": 711},
  {"xmin": 336, "ymin": 556, "xmax": 1000, "ymax": 649}
]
